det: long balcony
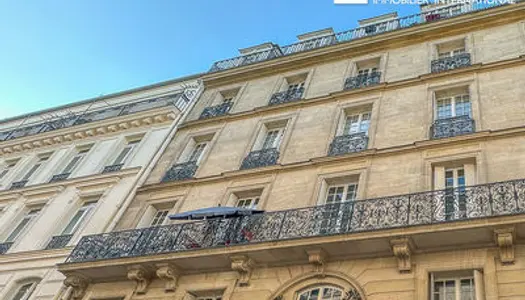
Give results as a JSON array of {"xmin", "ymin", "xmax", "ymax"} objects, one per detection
[
  {"xmin": 0, "ymin": 242, "xmax": 13, "ymax": 255},
  {"xmin": 66, "ymin": 178, "xmax": 525, "ymax": 264},
  {"xmin": 431, "ymin": 115, "xmax": 475, "ymax": 139},
  {"xmin": 240, "ymin": 148, "xmax": 280, "ymax": 170},
  {"xmin": 199, "ymin": 102, "xmax": 233, "ymax": 119},
  {"xmin": 268, "ymin": 87, "xmax": 305, "ymax": 106},
  {"xmin": 431, "ymin": 52, "xmax": 472, "ymax": 73},
  {"xmin": 328, "ymin": 132, "xmax": 369, "ymax": 156},
  {"xmin": 45, "ymin": 234, "xmax": 73, "ymax": 250},
  {"xmin": 161, "ymin": 161, "xmax": 198, "ymax": 182},
  {"xmin": 209, "ymin": 2, "xmax": 507, "ymax": 72}
]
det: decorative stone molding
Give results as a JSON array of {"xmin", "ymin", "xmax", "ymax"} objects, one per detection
[
  {"xmin": 156, "ymin": 263, "xmax": 180, "ymax": 292},
  {"xmin": 62, "ymin": 274, "xmax": 89, "ymax": 300},
  {"xmin": 127, "ymin": 265, "xmax": 153, "ymax": 294},
  {"xmin": 494, "ymin": 228, "xmax": 515, "ymax": 264},
  {"xmin": 390, "ymin": 238, "xmax": 413, "ymax": 273},
  {"xmin": 231, "ymin": 255, "xmax": 255, "ymax": 286},
  {"xmin": 306, "ymin": 249, "xmax": 327, "ymax": 274}
]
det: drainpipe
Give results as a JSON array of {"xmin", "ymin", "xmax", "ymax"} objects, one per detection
[{"xmin": 103, "ymin": 84, "xmax": 203, "ymax": 233}]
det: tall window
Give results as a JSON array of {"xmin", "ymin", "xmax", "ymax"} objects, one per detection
[
  {"xmin": 287, "ymin": 81, "xmax": 305, "ymax": 94},
  {"xmin": 262, "ymin": 128, "xmax": 284, "ymax": 150},
  {"xmin": 19, "ymin": 155, "xmax": 50, "ymax": 182},
  {"xmin": 188, "ymin": 142, "xmax": 207, "ymax": 163},
  {"xmin": 61, "ymin": 201, "xmax": 97, "ymax": 235},
  {"xmin": 10, "ymin": 280, "xmax": 39, "ymax": 300},
  {"xmin": 5, "ymin": 209, "xmax": 41, "ymax": 243},
  {"xmin": 357, "ymin": 67, "xmax": 378, "ymax": 77},
  {"xmin": 436, "ymin": 94, "xmax": 471, "ymax": 119},
  {"xmin": 432, "ymin": 274, "xmax": 476, "ymax": 300},
  {"xmin": 112, "ymin": 140, "xmax": 141, "ymax": 165},
  {"xmin": 0, "ymin": 160, "xmax": 18, "ymax": 180},
  {"xmin": 150, "ymin": 209, "xmax": 169, "ymax": 226},
  {"xmin": 438, "ymin": 47, "xmax": 465, "ymax": 59},
  {"xmin": 297, "ymin": 286, "xmax": 344, "ymax": 300},
  {"xmin": 325, "ymin": 183, "xmax": 358, "ymax": 204},
  {"xmin": 444, "ymin": 167, "xmax": 466, "ymax": 220},
  {"xmin": 62, "ymin": 148, "xmax": 90, "ymax": 174},
  {"xmin": 236, "ymin": 196, "xmax": 260, "ymax": 209},
  {"xmin": 343, "ymin": 112, "xmax": 371, "ymax": 135}
]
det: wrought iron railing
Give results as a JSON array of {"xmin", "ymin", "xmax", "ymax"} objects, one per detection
[
  {"xmin": 9, "ymin": 180, "xmax": 28, "ymax": 190},
  {"xmin": 0, "ymin": 93, "xmax": 189, "ymax": 142},
  {"xmin": 45, "ymin": 234, "xmax": 73, "ymax": 250},
  {"xmin": 49, "ymin": 173, "xmax": 71, "ymax": 183},
  {"xmin": 199, "ymin": 102, "xmax": 233, "ymax": 120},
  {"xmin": 161, "ymin": 161, "xmax": 198, "ymax": 182},
  {"xmin": 67, "ymin": 178, "xmax": 525, "ymax": 263},
  {"xmin": 240, "ymin": 148, "xmax": 280, "ymax": 170},
  {"xmin": 431, "ymin": 53, "xmax": 472, "ymax": 73},
  {"xmin": 0, "ymin": 242, "xmax": 13, "ymax": 254},
  {"xmin": 268, "ymin": 87, "xmax": 305, "ymax": 106},
  {"xmin": 328, "ymin": 132, "xmax": 369, "ymax": 156},
  {"xmin": 209, "ymin": 2, "xmax": 508, "ymax": 72},
  {"xmin": 431, "ymin": 115, "xmax": 475, "ymax": 139},
  {"xmin": 102, "ymin": 164, "xmax": 124, "ymax": 174},
  {"xmin": 344, "ymin": 72, "xmax": 381, "ymax": 90}
]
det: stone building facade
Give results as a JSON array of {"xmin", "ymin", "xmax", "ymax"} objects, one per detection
[
  {"xmin": 56, "ymin": 2, "xmax": 525, "ymax": 300},
  {"xmin": 0, "ymin": 76, "xmax": 202, "ymax": 300}
]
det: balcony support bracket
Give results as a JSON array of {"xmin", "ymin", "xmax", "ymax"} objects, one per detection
[
  {"xmin": 62, "ymin": 274, "xmax": 90, "ymax": 300},
  {"xmin": 494, "ymin": 227, "xmax": 515, "ymax": 265},
  {"xmin": 306, "ymin": 248, "xmax": 327, "ymax": 275},
  {"xmin": 156, "ymin": 263, "xmax": 180, "ymax": 292},
  {"xmin": 127, "ymin": 265, "xmax": 153, "ymax": 294},
  {"xmin": 390, "ymin": 238, "xmax": 413, "ymax": 273},
  {"xmin": 231, "ymin": 255, "xmax": 255, "ymax": 287}
]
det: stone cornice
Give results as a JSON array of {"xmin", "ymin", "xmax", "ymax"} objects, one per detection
[
  {"xmin": 202, "ymin": 2, "xmax": 525, "ymax": 87},
  {"xmin": 0, "ymin": 247, "xmax": 70, "ymax": 264},
  {"xmin": 0, "ymin": 107, "xmax": 178, "ymax": 157},
  {"xmin": 181, "ymin": 55, "xmax": 525, "ymax": 131},
  {"xmin": 138, "ymin": 124, "xmax": 525, "ymax": 193},
  {"xmin": 0, "ymin": 167, "xmax": 140, "ymax": 200}
]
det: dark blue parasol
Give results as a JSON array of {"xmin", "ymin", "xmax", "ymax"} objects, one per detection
[{"xmin": 168, "ymin": 206, "xmax": 264, "ymax": 220}]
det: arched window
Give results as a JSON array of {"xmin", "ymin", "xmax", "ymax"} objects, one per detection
[
  {"xmin": 10, "ymin": 279, "xmax": 40, "ymax": 300},
  {"xmin": 297, "ymin": 285, "xmax": 344, "ymax": 300}
]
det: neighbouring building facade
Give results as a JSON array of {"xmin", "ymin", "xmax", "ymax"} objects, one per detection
[
  {"xmin": 0, "ymin": 76, "xmax": 202, "ymax": 300},
  {"xmin": 56, "ymin": 2, "xmax": 525, "ymax": 300}
]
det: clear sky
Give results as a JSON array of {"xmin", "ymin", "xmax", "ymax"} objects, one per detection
[{"xmin": 0, "ymin": 0, "xmax": 418, "ymax": 120}]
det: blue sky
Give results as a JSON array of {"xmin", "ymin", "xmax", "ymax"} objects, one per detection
[{"xmin": 0, "ymin": 1, "xmax": 418, "ymax": 120}]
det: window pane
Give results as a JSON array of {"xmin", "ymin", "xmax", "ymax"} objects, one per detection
[
  {"xmin": 262, "ymin": 130, "xmax": 281, "ymax": 149},
  {"xmin": 437, "ymin": 98, "xmax": 452, "ymax": 119},
  {"xmin": 113, "ymin": 146, "xmax": 132, "ymax": 165},
  {"xmin": 188, "ymin": 143, "xmax": 206, "ymax": 162},
  {"xmin": 62, "ymin": 209, "xmax": 86, "ymax": 235},
  {"xmin": 21, "ymin": 163, "xmax": 42, "ymax": 181},
  {"xmin": 455, "ymin": 95, "xmax": 471, "ymax": 117},
  {"xmin": 62, "ymin": 154, "xmax": 83, "ymax": 174},
  {"xmin": 6, "ymin": 215, "xmax": 33, "ymax": 242},
  {"xmin": 11, "ymin": 282, "xmax": 35, "ymax": 300},
  {"xmin": 346, "ymin": 184, "xmax": 358, "ymax": 201},
  {"xmin": 151, "ymin": 210, "xmax": 169, "ymax": 226}
]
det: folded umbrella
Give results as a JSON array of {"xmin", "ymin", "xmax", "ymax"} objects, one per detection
[{"xmin": 168, "ymin": 206, "xmax": 264, "ymax": 220}]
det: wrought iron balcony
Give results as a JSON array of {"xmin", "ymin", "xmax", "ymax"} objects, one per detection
[
  {"xmin": 268, "ymin": 87, "xmax": 305, "ymax": 106},
  {"xmin": 161, "ymin": 161, "xmax": 198, "ymax": 182},
  {"xmin": 49, "ymin": 173, "xmax": 71, "ymax": 183},
  {"xmin": 102, "ymin": 164, "xmax": 124, "ymax": 174},
  {"xmin": 344, "ymin": 72, "xmax": 381, "ymax": 90},
  {"xmin": 199, "ymin": 102, "xmax": 233, "ymax": 120},
  {"xmin": 67, "ymin": 178, "xmax": 525, "ymax": 263},
  {"xmin": 328, "ymin": 132, "xmax": 369, "ymax": 156},
  {"xmin": 431, "ymin": 115, "xmax": 475, "ymax": 139},
  {"xmin": 9, "ymin": 180, "xmax": 28, "ymax": 190},
  {"xmin": 240, "ymin": 148, "xmax": 280, "ymax": 170},
  {"xmin": 45, "ymin": 234, "xmax": 73, "ymax": 250},
  {"xmin": 431, "ymin": 53, "xmax": 471, "ymax": 73},
  {"xmin": 209, "ymin": 2, "xmax": 504, "ymax": 72},
  {"xmin": 0, "ymin": 242, "xmax": 13, "ymax": 254}
]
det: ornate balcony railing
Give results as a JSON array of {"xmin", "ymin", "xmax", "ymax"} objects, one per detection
[
  {"xmin": 199, "ymin": 102, "xmax": 233, "ymax": 120},
  {"xmin": 161, "ymin": 161, "xmax": 198, "ymax": 182},
  {"xmin": 344, "ymin": 72, "xmax": 381, "ymax": 90},
  {"xmin": 268, "ymin": 87, "xmax": 305, "ymax": 106},
  {"xmin": 209, "ymin": 2, "xmax": 507, "ymax": 72},
  {"xmin": 328, "ymin": 132, "xmax": 369, "ymax": 156},
  {"xmin": 240, "ymin": 148, "xmax": 280, "ymax": 170},
  {"xmin": 0, "ymin": 93, "xmax": 189, "ymax": 142},
  {"xmin": 67, "ymin": 178, "xmax": 525, "ymax": 263},
  {"xmin": 0, "ymin": 242, "xmax": 13, "ymax": 254},
  {"xmin": 102, "ymin": 164, "xmax": 124, "ymax": 174},
  {"xmin": 431, "ymin": 53, "xmax": 471, "ymax": 73},
  {"xmin": 9, "ymin": 180, "xmax": 28, "ymax": 190},
  {"xmin": 49, "ymin": 173, "xmax": 71, "ymax": 183},
  {"xmin": 45, "ymin": 234, "xmax": 73, "ymax": 250},
  {"xmin": 431, "ymin": 115, "xmax": 475, "ymax": 139}
]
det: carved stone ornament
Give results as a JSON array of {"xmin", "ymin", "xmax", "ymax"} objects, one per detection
[
  {"xmin": 231, "ymin": 255, "xmax": 255, "ymax": 286},
  {"xmin": 156, "ymin": 263, "xmax": 180, "ymax": 292},
  {"xmin": 127, "ymin": 265, "xmax": 153, "ymax": 294},
  {"xmin": 494, "ymin": 228, "xmax": 515, "ymax": 265},
  {"xmin": 62, "ymin": 275, "xmax": 90, "ymax": 300},
  {"xmin": 306, "ymin": 249, "xmax": 327, "ymax": 274},
  {"xmin": 390, "ymin": 238, "xmax": 412, "ymax": 273}
]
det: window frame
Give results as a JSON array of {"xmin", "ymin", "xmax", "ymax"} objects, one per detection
[
  {"xmin": 435, "ymin": 94, "xmax": 471, "ymax": 120},
  {"xmin": 296, "ymin": 285, "xmax": 345, "ymax": 300},
  {"xmin": 150, "ymin": 209, "xmax": 170, "ymax": 227},
  {"xmin": 61, "ymin": 147, "xmax": 91, "ymax": 174},
  {"xmin": 5, "ymin": 208, "xmax": 41, "ymax": 243},
  {"xmin": 112, "ymin": 139, "xmax": 141, "ymax": 166},
  {"xmin": 431, "ymin": 273, "xmax": 476, "ymax": 300},
  {"xmin": 61, "ymin": 201, "xmax": 98, "ymax": 236},
  {"xmin": 324, "ymin": 183, "xmax": 359, "ymax": 204},
  {"xmin": 236, "ymin": 196, "xmax": 260, "ymax": 209},
  {"xmin": 10, "ymin": 280, "xmax": 39, "ymax": 300},
  {"xmin": 342, "ymin": 111, "xmax": 371, "ymax": 135}
]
